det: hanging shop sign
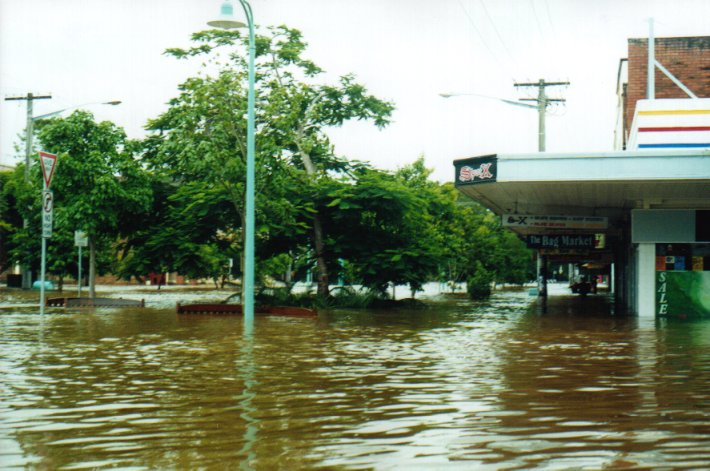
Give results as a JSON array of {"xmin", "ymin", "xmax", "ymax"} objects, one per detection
[
  {"xmin": 454, "ymin": 155, "xmax": 497, "ymax": 185},
  {"xmin": 525, "ymin": 234, "xmax": 600, "ymax": 250},
  {"xmin": 503, "ymin": 214, "xmax": 608, "ymax": 230}
]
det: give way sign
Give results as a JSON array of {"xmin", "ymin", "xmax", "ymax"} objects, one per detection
[{"xmin": 39, "ymin": 151, "xmax": 57, "ymax": 188}]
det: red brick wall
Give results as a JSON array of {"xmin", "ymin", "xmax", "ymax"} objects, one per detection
[{"xmin": 625, "ymin": 37, "xmax": 710, "ymax": 138}]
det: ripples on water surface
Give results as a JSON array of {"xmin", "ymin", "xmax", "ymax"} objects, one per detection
[{"xmin": 2, "ymin": 286, "xmax": 710, "ymax": 469}]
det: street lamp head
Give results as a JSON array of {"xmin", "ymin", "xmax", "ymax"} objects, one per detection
[
  {"xmin": 207, "ymin": 1, "xmax": 246, "ymax": 29},
  {"xmin": 439, "ymin": 93, "xmax": 453, "ymax": 98},
  {"xmin": 103, "ymin": 100, "xmax": 122, "ymax": 106}
]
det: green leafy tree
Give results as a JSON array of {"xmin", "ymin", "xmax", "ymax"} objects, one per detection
[
  {"xmin": 491, "ymin": 225, "xmax": 534, "ymax": 285},
  {"xmin": 0, "ymin": 171, "xmax": 22, "ymax": 272},
  {"xmin": 0, "ymin": 169, "xmax": 19, "ymax": 273},
  {"xmin": 438, "ymin": 191, "xmax": 532, "ymax": 299},
  {"xmin": 117, "ymin": 179, "xmax": 238, "ymax": 286},
  {"xmin": 151, "ymin": 26, "xmax": 393, "ymax": 297},
  {"xmin": 467, "ymin": 261, "xmax": 495, "ymax": 300},
  {"xmin": 301, "ymin": 163, "xmax": 441, "ymax": 297},
  {"xmin": 34, "ymin": 111, "xmax": 152, "ymax": 297}
]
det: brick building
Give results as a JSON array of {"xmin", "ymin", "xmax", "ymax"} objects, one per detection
[{"xmin": 622, "ymin": 36, "xmax": 710, "ymax": 146}]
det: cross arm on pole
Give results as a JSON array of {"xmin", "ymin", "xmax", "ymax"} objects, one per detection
[
  {"xmin": 514, "ymin": 81, "xmax": 570, "ymax": 87},
  {"xmin": 4, "ymin": 94, "xmax": 52, "ymax": 101}
]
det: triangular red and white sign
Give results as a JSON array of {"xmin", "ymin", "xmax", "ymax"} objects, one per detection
[{"xmin": 39, "ymin": 151, "xmax": 57, "ymax": 188}]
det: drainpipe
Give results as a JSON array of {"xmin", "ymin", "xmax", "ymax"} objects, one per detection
[{"xmin": 647, "ymin": 18, "xmax": 655, "ymax": 100}]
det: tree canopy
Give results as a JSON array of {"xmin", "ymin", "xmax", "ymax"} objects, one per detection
[{"xmin": 0, "ymin": 25, "xmax": 533, "ymax": 304}]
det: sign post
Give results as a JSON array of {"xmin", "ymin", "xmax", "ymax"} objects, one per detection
[
  {"xmin": 75, "ymin": 230, "xmax": 88, "ymax": 297},
  {"xmin": 39, "ymin": 152, "xmax": 57, "ymax": 314}
]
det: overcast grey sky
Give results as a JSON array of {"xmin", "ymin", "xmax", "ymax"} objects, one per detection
[{"xmin": 1, "ymin": 0, "xmax": 709, "ymax": 181}]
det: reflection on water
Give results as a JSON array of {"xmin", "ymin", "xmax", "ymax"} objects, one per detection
[{"xmin": 2, "ymin": 286, "xmax": 710, "ymax": 469}]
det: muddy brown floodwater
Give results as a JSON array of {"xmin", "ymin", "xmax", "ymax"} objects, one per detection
[{"xmin": 2, "ymin": 284, "xmax": 710, "ymax": 469}]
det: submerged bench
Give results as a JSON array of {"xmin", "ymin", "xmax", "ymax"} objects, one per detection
[
  {"xmin": 46, "ymin": 297, "xmax": 145, "ymax": 308},
  {"xmin": 177, "ymin": 303, "xmax": 317, "ymax": 317}
]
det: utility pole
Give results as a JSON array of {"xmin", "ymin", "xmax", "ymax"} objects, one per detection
[
  {"xmin": 514, "ymin": 79, "xmax": 569, "ymax": 152},
  {"xmin": 513, "ymin": 80, "xmax": 568, "ymax": 299},
  {"xmin": 5, "ymin": 92, "xmax": 52, "ymax": 289}
]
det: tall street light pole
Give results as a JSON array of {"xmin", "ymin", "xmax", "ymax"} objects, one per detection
[{"xmin": 208, "ymin": 0, "xmax": 256, "ymax": 326}]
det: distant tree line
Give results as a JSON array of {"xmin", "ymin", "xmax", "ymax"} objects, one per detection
[{"xmin": 0, "ymin": 26, "xmax": 533, "ymax": 302}]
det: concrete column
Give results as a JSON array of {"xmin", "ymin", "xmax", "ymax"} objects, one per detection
[{"xmin": 636, "ymin": 243, "xmax": 656, "ymax": 318}]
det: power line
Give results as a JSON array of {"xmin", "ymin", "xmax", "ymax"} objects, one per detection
[
  {"xmin": 529, "ymin": 0, "xmax": 545, "ymax": 42},
  {"xmin": 457, "ymin": 0, "xmax": 516, "ymax": 82},
  {"xmin": 542, "ymin": 0, "xmax": 557, "ymax": 36},
  {"xmin": 478, "ymin": 0, "xmax": 519, "ymax": 74}
]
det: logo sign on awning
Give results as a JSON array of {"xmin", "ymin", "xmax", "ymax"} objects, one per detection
[
  {"xmin": 503, "ymin": 214, "xmax": 608, "ymax": 230},
  {"xmin": 454, "ymin": 155, "xmax": 497, "ymax": 186},
  {"xmin": 39, "ymin": 151, "xmax": 58, "ymax": 188}
]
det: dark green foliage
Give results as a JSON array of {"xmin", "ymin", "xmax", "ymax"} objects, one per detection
[
  {"xmin": 2, "ymin": 112, "xmax": 152, "ymax": 287},
  {"xmin": 467, "ymin": 262, "xmax": 495, "ymax": 300},
  {"xmin": 0, "ymin": 170, "xmax": 18, "ymax": 273}
]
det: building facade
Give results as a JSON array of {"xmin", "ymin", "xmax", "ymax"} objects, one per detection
[
  {"xmin": 455, "ymin": 36, "xmax": 710, "ymax": 318},
  {"xmin": 623, "ymin": 36, "xmax": 710, "ymax": 149}
]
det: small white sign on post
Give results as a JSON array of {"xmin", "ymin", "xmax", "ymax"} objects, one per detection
[
  {"xmin": 74, "ymin": 230, "xmax": 88, "ymax": 247},
  {"xmin": 75, "ymin": 230, "xmax": 87, "ymax": 298},
  {"xmin": 42, "ymin": 190, "xmax": 53, "ymax": 238}
]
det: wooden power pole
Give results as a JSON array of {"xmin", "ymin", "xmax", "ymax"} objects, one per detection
[
  {"xmin": 5, "ymin": 92, "xmax": 52, "ymax": 288},
  {"xmin": 514, "ymin": 80, "xmax": 569, "ymax": 152}
]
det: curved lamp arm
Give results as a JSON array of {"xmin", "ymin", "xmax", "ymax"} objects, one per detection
[
  {"xmin": 33, "ymin": 100, "xmax": 121, "ymax": 120},
  {"xmin": 440, "ymin": 92, "xmax": 536, "ymax": 109}
]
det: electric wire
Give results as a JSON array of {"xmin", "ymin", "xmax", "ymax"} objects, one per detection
[
  {"xmin": 478, "ymin": 0, "xmax": 520, "ymax": 76},
  {"xmin": 456, "ymin": 0, "xmax": 517, "ymax": 82},
  {"xmin": 542, "ymin": 0, "xmax": 557, "ymax": 36},
  {"xmin": 529, "ymin": 0, "xmax": 546, "ymax": 42}
]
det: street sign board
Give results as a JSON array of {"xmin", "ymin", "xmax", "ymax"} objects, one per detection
[
  {"xmin": 39, "ymin": 151, "xmax": 58, "ymax": 188},
  {"xmin": 74, "ymin": 230, "xmax": 88, "ymax": 247},
  {"xmin": 525, "ymin": 234, "xmax": 597, "ymax": 250},
  {"xmin": 502, "ymin": 214, "xmax": 608, "ymax": 230},
  {"xmin": 42, "ymin": 190, "xmax": 53, "ymax": 238}
]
